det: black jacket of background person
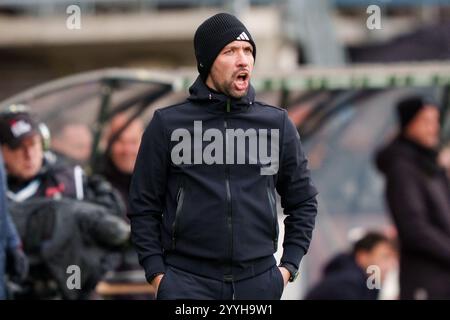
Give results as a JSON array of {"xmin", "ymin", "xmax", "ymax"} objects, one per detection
[
  {"xmin": 98, "ymin": 156, "xmax": 143, "ymax": 273},
  {"xmin": 7, "ymin": 152, "xmax": 125, "ymax": 216},
  {"xmin": 9, "ymin": 198, "xmax": 129, "ymax": 299},
  {"xmin": 305, "ymin": 253, "xmax": 379, "ymax": 300},
  {"xmin": 99, "ymin": 156, "xmax": 132, "ymax": 216},
  {"xmin": 376, "ymin": 135, "xmax": 450, "ymax": 299},
  {"xmin": 128, "ymin": 77, "xmax": 318, "ymax": 283}
]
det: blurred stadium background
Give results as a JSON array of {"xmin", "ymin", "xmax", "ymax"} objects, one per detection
[{"xmin": 1, "ymin": 0, "xmax": 450, "ymax": 299}]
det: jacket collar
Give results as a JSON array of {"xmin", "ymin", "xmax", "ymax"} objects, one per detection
[
  {"xmin": 398, "ymin": 135, "xmax": 441, "ymax": 176},
  {"xmin": 187, "ymin": 76, "xmax": 255, "ymax": 113},
  {"xmin": 377, "ymin": 134, "xmax": 442, "ymax": 177}
]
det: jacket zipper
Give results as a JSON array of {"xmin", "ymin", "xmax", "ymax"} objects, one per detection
[
  {"xmin": 267, "ymin": 186, "xmax": 278, "ymax": 251},
  {"xmin": 224, "ymin": 99, "xmax": 233, "ymax": 279},
  {"xmin": 172, "ymin": 183, "xmax": 185, "ymax": 250}
]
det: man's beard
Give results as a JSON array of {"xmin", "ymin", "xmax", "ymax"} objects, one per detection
[{"xmin": 211, "ymin": 76, "xmax": 248, "ymax": 99}]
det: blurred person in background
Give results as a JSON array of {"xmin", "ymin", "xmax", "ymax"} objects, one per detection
[
  {"xmin": 0, "ymin": 150, "xmax": 28, "ymax": 300},
  {"xmin": 305, "ymin": 231, "xmax": 397, "ymax": 300},
  {"xmin": 0, "ymin": 109, "xmax": 128, "ymax": 299},
  {"xmin": 51, "ymin": 122, "xmax": 93, "ymax": 167},
  {"xmin": 100, "ymin": 113, "xmax": 144, "ymax": 214},
  {"xmin": 0, "ymin": 109, "xmax": 122, "ymax": 208},
  {"xmin": 0, "ymin": 111, "xmax": 84, "ymax": 201},
  {"xmin": 376, "ymin": 95, "xmax": 450, "ymax": 299},
  {"xmin": 97, "ymin": 113, "xmax": 148, "ymax": 299}
]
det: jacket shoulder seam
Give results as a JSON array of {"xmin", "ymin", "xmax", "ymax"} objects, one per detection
[
  {"xmin": 255, "ymin": 101, "xmax": 285, "ymax": 111},
  {"xmin": 156, "ymin": 101, "xmax": 190, "ymax": 113}
]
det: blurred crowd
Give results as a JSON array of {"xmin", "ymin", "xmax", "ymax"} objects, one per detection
[
  {"xmin": 306, "ymin": 94, "xmax": 450, "ymax": 300},
  {"xmin": 0, "ymin": 106, "xmax": 148, "ymax": 299},
  {"xmin": 1, "ymin": 91, "xmax": 450, "ymax": 300}
]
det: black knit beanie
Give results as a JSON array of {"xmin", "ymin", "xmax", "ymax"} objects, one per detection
[
  {"xmin": 397, "ymin": 95, "xmax": 439, "ymax": 130},
  {"xmin": 194, "ymin": 13, "xmax": 256, "ymax": 82}
]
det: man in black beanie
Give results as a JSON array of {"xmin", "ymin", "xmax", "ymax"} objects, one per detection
[
  {"xmin": 396, "ymin": 95, "xmax": 440, "ymax": 146},
  {"xmin": 129, "ymin": 13, "xmax": 318, "ymax": 300},
  {"xmin": 376, "ymin": 95, "xmax": 450, "ymax": 299}
]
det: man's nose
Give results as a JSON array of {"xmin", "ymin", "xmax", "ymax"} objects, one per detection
[
  {"xmin": 23, "ymin": 146, "xmax": 33, "ymax": 159},
  {"xmin": 236, "ymin": 50, "xmax": 249, "ymax": 67}
]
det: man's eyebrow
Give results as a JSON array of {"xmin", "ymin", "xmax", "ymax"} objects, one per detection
[{"xmin": 223, "ymin": 44, "xmax": 253, "ymax": 51}]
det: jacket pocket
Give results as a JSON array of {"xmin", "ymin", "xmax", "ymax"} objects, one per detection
[
  {"xmin": 172, "ymin": 182, "xmax": 185, "ymax": 250},
  {"xmin": 274, "ymin": 265, "xmax": 285, "ymax": 299},
  {"xmin": 267, "ymin": 184, "xmax": 278, "ymax": 251},
  {"xmin": 156, "ymin": 267, "xmax": 170, "ymax": 300}
]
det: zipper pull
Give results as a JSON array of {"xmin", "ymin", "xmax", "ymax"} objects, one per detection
[{"xmin": 226, "ymin": 99, "xmax": 231, "ymax": 113}]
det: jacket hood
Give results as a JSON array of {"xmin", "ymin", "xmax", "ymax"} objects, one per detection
[
  {"xmin": 375, "ymin": 136, "xmax": 404, "ymax": 175},
  {"xmin": 187, "ymin": 76, "xmax": 255, "ymax": 113},
  {"xmin": 375, "ymin": 135, "xmax": 439, "ymax": 176}
]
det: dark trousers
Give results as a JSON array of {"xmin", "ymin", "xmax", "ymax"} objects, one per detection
[{"xmin": 156, "ymin": 264, "xmax": 284, "ymax": 300}]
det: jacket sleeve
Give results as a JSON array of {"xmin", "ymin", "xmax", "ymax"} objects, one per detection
[
  {"xmin": 128, "ymin": 110, "xmax": 169, "ymax": 282},
  {"xmin": 6, "ymin": 212, "xmax": 21, "ymax": 251},
  {"xmin": 276, "ymin": 110, "xmax": 318, "ymax": 269},
  {"xmin": 386, "ymin": 161, "xmax": 450, "ymax": 267}
]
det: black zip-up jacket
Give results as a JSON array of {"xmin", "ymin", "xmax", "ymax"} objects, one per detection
[{"xmin": 128, "ymin": 77, "xmax": 318, "ymax": 283}]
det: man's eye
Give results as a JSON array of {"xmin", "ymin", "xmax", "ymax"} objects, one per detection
[{"xmin": 224, "ymin": 50, "xmax": 233, "ymax": 55}]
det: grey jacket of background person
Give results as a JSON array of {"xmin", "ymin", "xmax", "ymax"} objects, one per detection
[
  {"xmin": 0, "ymin": 151, "xmax": 21, "ymax": 299},
  {"xmin": 376, "ymin": 135, "xmax": 450, "ymax": 299}
]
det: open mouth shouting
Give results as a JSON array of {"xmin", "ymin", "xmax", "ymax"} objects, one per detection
[{"xmin": 233, "ymin": 70, "xmax": 250, "ymax": 92}]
